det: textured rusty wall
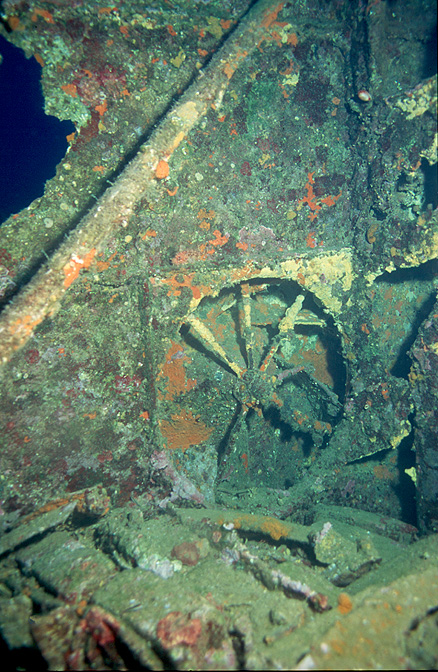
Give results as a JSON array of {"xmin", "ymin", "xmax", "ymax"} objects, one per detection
[{"xmin": 0, "ymin": 0, "xmax": 436, "ymax": 532}]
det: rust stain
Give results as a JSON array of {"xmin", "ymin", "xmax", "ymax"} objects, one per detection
[
  {"xmin": 301, "ymin": 342, "xmax": 334, "ymax": 388},
  {"xmin": 63, "ymin": 248, "xmax": 97, "ymax": 288},
  {"xmin": 160, "ymin": 409, "xmax": 213, "ymax": 451},
  {"xmin": 337, "ymin": 593, "xmax": 353, "ymax": 615},
  {"xmin": 373, "ymin": 464, "xmax": 396, "ymax": 481},
  {"xmin": 261, "ymin": 2, "xmax": 285, "ymax": 29},
  {"xmin": 260, "ymin": 517, "xmax": 289, "ymax": 540},
  {"xmin": 157, "ymin": 342, "xmax": 197, "ymax": 401},
  {"xmin": 160, "ymin": 272, "xmax": 211, "ymax": 300},
  {"xmin": 155, "ymin": 159, "xmax": 169, "ymax": 179},
  {"xmin": 11, "ymin": 314, "xmax": 44, "ymax": 341},
  {"xmin": 61, "ymin": 83, "xmax": 78, "ymax": 98},
  {"xmin": 298, "ymin": 171, "xmax": 341, "ymax": 221}
]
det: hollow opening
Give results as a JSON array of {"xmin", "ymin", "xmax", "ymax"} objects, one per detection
[{"xmin": 0, "ymin": 35, "xmax": 75, "ymax": 224}]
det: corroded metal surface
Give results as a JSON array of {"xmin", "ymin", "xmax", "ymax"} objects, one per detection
[
  {"xmin": 0, "ymin": 0, "xmax": 437, "ymax": 550},
  {"xmin": 0, "ymin": 499, "xmax": 437, "ymax": 669}
]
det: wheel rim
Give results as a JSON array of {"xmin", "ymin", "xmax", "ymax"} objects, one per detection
[{"xmin": 156, "ymin": 275, "xmax": 346, "ymax": 490}]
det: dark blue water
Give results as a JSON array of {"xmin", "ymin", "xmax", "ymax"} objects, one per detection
[{"xmin": 0, "ymin": 34, "xmax": 75, "ymax": 224}]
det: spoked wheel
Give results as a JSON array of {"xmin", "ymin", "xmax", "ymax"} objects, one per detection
[{"xmin": 157, "ymin": 277, "xmax": 346, "ymax": 490}]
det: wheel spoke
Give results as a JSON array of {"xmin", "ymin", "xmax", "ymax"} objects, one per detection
[
  {"xmin": 176, "ymin": 280, "xmax": 344, "ymax": 483},
  {"xmin": 260, "ymin": 294, "xmax": 304, "ymax": 372},
  {"xmin": 186, "ymin": 313, "xmax": 244, "ymax": 378},
  {"xmin": 240, "ymin": 283, "xmax": 255, "ymax": 369}
]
